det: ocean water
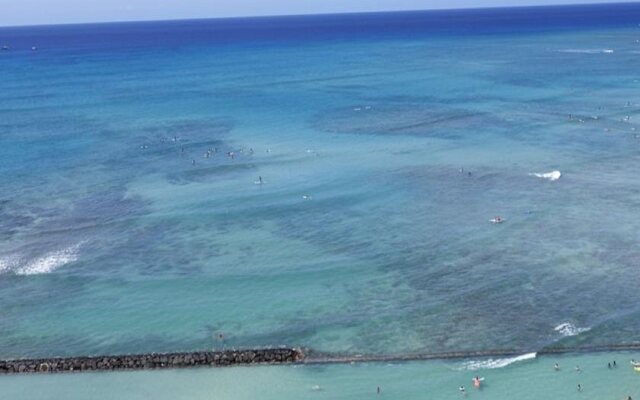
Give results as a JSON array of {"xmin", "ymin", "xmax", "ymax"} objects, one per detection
[{"xmin": 2, "ymin": 2, "xmax": 640, "ymax": 396}]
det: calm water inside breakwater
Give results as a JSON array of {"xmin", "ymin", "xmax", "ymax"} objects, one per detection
[{"xmin": 3, "ymin": 352, "xmax": 640, "ymax": 399}]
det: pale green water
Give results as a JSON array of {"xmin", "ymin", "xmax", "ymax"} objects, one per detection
[{"xmin": 2, "ymin": 352, "xmax": 639, "ymax": 399}]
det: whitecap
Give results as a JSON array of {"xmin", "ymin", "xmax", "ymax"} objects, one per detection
[
  {"xmin": 459, "ymin": 352, "xmax": 536, "ymax": 370},
  {"xmin": 558, "ymin": 49, "xmax": 614, "ymax": 54},
  {"xmin": 0, "ymin": 257, "xmax": 15, "ymax": 273},
  {"xmin": 14, "ymin": 244, "xmax": 82, "ymax": 276},
  {"xmin": 529, "ymin": 170, "xmax": 561, "ymax": 181},
  {"xmin": 554, "ymin": 322, "xmax": 591, "ymax": 337}
]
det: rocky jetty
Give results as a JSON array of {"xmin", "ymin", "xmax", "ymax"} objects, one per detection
[{"xmin": 0, "ymin": 348, "xmax": 304, "ymax": 374}]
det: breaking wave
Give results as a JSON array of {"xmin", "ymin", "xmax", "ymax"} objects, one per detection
[
  {"xmin": 529, "ymin": 170, "xmax": 561, "ymax": 181},
  {"xmin": 458, "ymin": 352, "xmax": 537, "ymax": 370},
  {"xmin": 558, "ymin": 49, "xmax": 614, "ymax": 54},
  {"xmin": 554, "ymin": 322, "xmax": 591, "ymax": 337},
  {"xmin": 0, "ymin": 258, "xmax": 13, "ymax": 273}
]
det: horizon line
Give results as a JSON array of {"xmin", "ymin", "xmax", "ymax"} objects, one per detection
[{"xmin": 0, "ymin": 1, "xmax": 637, "ymax": 29}]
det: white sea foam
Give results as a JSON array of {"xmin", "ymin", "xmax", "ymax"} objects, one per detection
[
  {"xmin": 459, "ymin": 352, "xmax": 536, "ymax": 370},
  {"xmin": 12, "ymin": 244, "xmax": 82, "ymax": 276},
  {"xmin": 558, "ymin": 49, "xmax": 614, "ymax": 54},
  {"xmin": 0, "ymin": 258, "xmax": 14, "ymax": 273},
  {"xmin": 554, "ymin": 322, "xmax": 591, "ymax": 337},
  {"xmin": 529, "ymin": 170, "xmax": 561, "ymax": 181}
]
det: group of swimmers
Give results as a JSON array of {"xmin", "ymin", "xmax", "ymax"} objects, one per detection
[
  {"xmin": 360, "ymin": 357, "xmax": 640, "ymax": 396},
  {"xmin": 551, "ymin": 360, "xmax": 640, "ymax": 397},
  {"xmin": 458, "ymin": 376, "xmax": 484, "ymax": 395}
]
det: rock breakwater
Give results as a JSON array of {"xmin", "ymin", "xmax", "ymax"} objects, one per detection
[{"xmin": 0, "ymin": 348, "xmax": 304, "ymax": 374}]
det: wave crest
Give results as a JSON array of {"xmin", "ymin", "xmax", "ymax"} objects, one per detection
[
  {"xmin": 554, "ymin": 322, "xmax": 591, "ymax": 337},
  {"xmin": 558, "ymin": 49, "xmax": 614, "ymax": 54},
  {"xmin": 529, "ymin": 170, "xmax": 561, "ymax": 181},
  {"xmin": 458, "ymin": 352, "xmax": 536, "ymax": 370}
]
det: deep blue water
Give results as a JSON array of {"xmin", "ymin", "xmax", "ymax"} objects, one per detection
[
  {"xmin": 1, "ymin": 3, "xmax": 640, "ymax": 360},
  {"xmin": 3, "ymin": 3, "xmax": 640, "ymax": 51}
]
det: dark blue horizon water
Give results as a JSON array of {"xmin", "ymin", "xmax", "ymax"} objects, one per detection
[
  {"xmin": 2, "ymin": 2, "xmax": 640, "ymax": 52},
  {"xmin": 2, "ymin": 1, "xmax": 640, "ymax": 362}
]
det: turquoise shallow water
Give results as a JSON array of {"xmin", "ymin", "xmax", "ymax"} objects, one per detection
[
  {"xmin": 3, "ymin": 352, "xmax": 640, "ymax": 399},
  {"xmin": 3, "ymin": 3, "xmax": 640, "ymax": 396}
]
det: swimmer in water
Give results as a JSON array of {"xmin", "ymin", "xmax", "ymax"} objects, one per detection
[
  {"xmin": 459, "ymin": 385, "xmax": 466, "ymax": 395},
  {"xmin": 575, "ymin": 365, "xmax": 581, "ymax": 372},
  {"xmin": 609, "ymin": 362, "xmax": 612, "ymax": 369},
  {"xmin": 554, "ymin": 363, "xmax": 560, "ymax": 371},
  {"xmin": 577, "ymin": 384, "xmax": 582, "ymax": 392},
  {"xmin": 192, "ymin": 159, "xmax": 196, "ymax": 166},
  {"xmin": 614, "ymin": 360, "xmax": 617, "ymax": 367},
  {"xmin": 473, "ymin": 376, "xmax": 481, "ymax": 389},
  {"xmin": 377, "ymin": 386, "xmax": 380, "ymax": 394}
]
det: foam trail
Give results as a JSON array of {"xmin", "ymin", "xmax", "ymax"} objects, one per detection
[
  {"xmin": 558, "ymin": 49, "xmax": 614, "ymax": 54},
  {"xmin": 459, "ymin": 352, "xmax": 537, "ymax": 370},
  {"xmin": 554, "ymin": 322, "xmax": 591, "ymax": 337},
  {"xmin": 529, "ymin": 170, "xmax": 561, "ymax": 181},
  {"xmin": 15, "ymin": 244, "xmax": 82, "ymax": 276}
]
